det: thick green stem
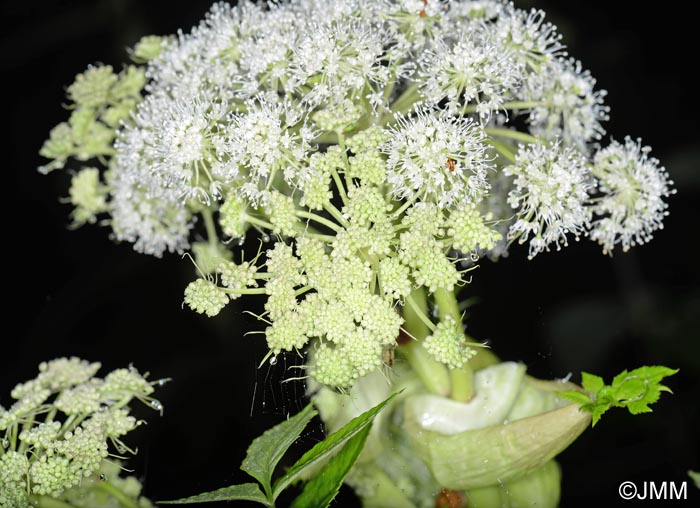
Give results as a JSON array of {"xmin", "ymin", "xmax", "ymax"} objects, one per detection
[
  {"xmin": 405, "ymin": 293, "xmax": 436, "ymax": 332},
  {"xmin": 462, "ymin": 100, "xmax": 544, "ymax": 114},
  {"xmin": 449, "ymin": 365, "xmax": 474, "ymax": 402},
  {"xmin": 30, "ymin": 496, "xmax": 79, "ymax": 508},
  {"xmin": 299, "ymin": 232, "xmax": 337, "ymax": 243},
  {"xmin": 222, "ymin": 287, "xmax": 268, "ymax": 296},
  {"xmin": 400, "ymin": 288, "xmax": 450, "ymax": 397},
  {"xmin": 336, "ymin": 130, "xmax": 354, "ymax": 189},
  {"xmin": 295, "ymin": 210, "xmax": 342, "ymax": 232},
  {"xmin": 243, "ymin": 214, "xmax": 275, "ymax": 231},
  {"xmin": 433, "ymin": 288, "xmax": 461, "ymax": 322},
  {"xmin": 323, "ymin": 203, "xmax": 350, "ymax": 229},
  {"xmin": 401, "ymin": 342, "xmax": 451, "ymax": 398},
  {"xmin": 391, "ymin": 194, "xmax": 418, "ymax": 220},
  {"xmin": 202, "ymin": 208, "xmax": 218, "ymax": 248},
  {"xmin": 95, "ymin": 481, "xmax": 140, "ymax": 508},
  {"xmin": 313, "ymin": 132, "xmax": 338, "ymax": 144},
  {"xmin": 435, "ymin": 289, "xmax": 500, "ymax": 370},
  {"xmin": 487, "ymin": 139, "xmax": 517, "ymax": 164},
  {"xmin": 433, "ymin": 288, "xmax": 475, "ymax": 401},
  {"xmin": 9, "ymin": 421, "xmax": 18, "ymax": 450},
  {"xmin": 329, "ymin": 165, "xmax": 349, "ymax": 205},
  {"xmin": 486, "ymin": 127, "xmax": 537, "ymax": 144},
  {"xmin": 389, "ymin": 82, "xmax": 421, "ymax": 118},
  {"xmin": 17, "ymin": 415, "xmax": 35, "ymax": 455}
]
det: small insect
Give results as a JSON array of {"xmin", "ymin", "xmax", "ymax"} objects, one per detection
[
  {"xmin": 420, "ymin": 0, "xmax": 428, "ymax": 17},
  {"xmin": 382, "ymin": 347, "xmax": 395, "ymax": 368},
  {"xmin": 447, "ymin": 157, "xmax": 456, "ymax": 172}
]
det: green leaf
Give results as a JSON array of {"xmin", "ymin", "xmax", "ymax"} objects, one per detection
[
  {"xmin": 557, "ymin": 390, "xmax": 591, "ymax": 406},
  {"xmin": 587, "ymin": 403, "xmax": 610, "ymax": 427},
  {"xmin": 581, "ymin": 372, "xmax": 604, "ymax": 393},
  {"xmin": 272, "ymin": 392, "xmax": 398, "ymax": 500},
  {"xmin": 568, "ymin": 365, "xmax": 678, "ymax": 426},
  {"xmin": 241, "ymin": 403, "xmax": 317, "ymax": 497},
  {"xmin": 291, "ymin": 423, "xmax": 372, "ymax": 508},
  {"xmin": 159, "ymin": 483, "xmax": 270, "ymax": 506}
]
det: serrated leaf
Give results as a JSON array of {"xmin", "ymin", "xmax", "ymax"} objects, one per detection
[
  {"xmin": 291, "ymin": 423, "xmax": 372, "ymax": 508},
  {"xmin": 581, "ymin": 372, "xmax": 605, "ymax": 394},
  {"xmin": 272, "ymin": 392, "xmax": 398, "ymax": 500},
  {"xmin": 610, "ymin": 369, "xmax": 630, "ymax": 389},
  {"xmin": 159, "ymin": 483, "xmax": 270, "ymax": 505},
  {"xmin": 573, "ymin": 365, "xmax": 677, "ymax": 426},
  {"xmin": 626, "ymin": 399, "xmax": 653, "ymax": 415},
  {"xmin": 241, "ymin": 403, "xmax": 317, "ymax": 497},
  {"xmin": 613, "ymin": 377, "xmax": 646, "ymax": 401},
  {"xmin": 558, "ymin": 390, "xmax": 591, "ymax": 405},
  {"xmin": 630, "ymin": 366, "xmax": 678, "ymax": 384},
  {"xmin": 588, "ymin": 403, "xmax": 609, "ymax": 427}
]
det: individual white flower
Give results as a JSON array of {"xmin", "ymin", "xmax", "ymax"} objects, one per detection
[
  {"xmin": 109, "ymin": 169, "xmax": 192, "ymax": 257},
  {"xmin": 519, "ymin": 57, "xmax": 609, "ymax": 151},
  {"xmin": 225, "ymin": 97, "xmax": 315, "ymax": 206},
  {"xmin": 383, "ymin": 108, "xmax": 491, "ymax": 208},
  {"xmin": 504, "ymin": 141, "xmax": 593, "ymax": 258},
  {"xmin": 445, "ymin": 0, "xmax": 505, "ymax": 22},
  {"xmin": 145, "ymin": 2, "xmax": 258, "ymax": 97},
  {"xmin": 590, "ymin": 137, "xmax": 674, "ymax": 253},
  {"xmin": 237, "ymin": 3, "xmax": 301, "ymax": 93},
  {"xmin": 115, "ymin": 89, "xmax": 232, "ymax": 205},
  {"xmin": 493, "ymin": 4, "xmax": 564, "ymax": 65},
  {"xmin": 291, "ymin": 16, "xmax": 393, "ymax": 109},
  {"xmin": 398, "ymin": 0, "xmax": 442, "ymax": 17},
  {"xmin": 419, "ymin": 25, "xmax": 525, "ymax": 118}
]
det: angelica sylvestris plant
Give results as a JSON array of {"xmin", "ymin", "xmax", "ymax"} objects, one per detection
[
  {"xmin": 37, "ymin": 0, "xmax": 677, "ymax": 506},
  {"xmin": 0, "ymin": 358, "xmax": 162, "ymax": 508}
]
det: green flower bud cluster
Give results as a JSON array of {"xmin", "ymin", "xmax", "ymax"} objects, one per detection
[
  {"xmin": 423, "ymin": 315, "xmax": 475, "ymax": 370},
  {"xmin": 131, "ymin": 35, "xmax": 171, "ymax": 63},
  {"xmin": 40, "ymin": 64, "xmax": 145, "ymax": 173},
  {"xmin": 67, "ymin": 168, "xmax": 109, "ymax": 226},
  {"xmin": 180, "ymin": 129, "xmax": 502, "ymax": 389},
  {"xmin": 0, "ymin": 358, "xmax": 161, "ymax": 508}
]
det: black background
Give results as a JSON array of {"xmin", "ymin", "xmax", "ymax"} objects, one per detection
[{"xmin": 2, "ymin": 1, "xmax": 699, "ymax": 506}]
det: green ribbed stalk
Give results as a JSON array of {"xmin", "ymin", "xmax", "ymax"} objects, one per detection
[{"xmin": 399, "ymin": 288, "xmax": 450, "ymax": 397}]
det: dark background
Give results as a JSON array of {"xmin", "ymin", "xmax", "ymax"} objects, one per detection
[{"xmin": 2, "ymin": 1, "xmax": 698, "ymax": 506}]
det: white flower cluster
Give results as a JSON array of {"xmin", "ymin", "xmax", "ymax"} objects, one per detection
[
  {"xmin": 0, "ymin": 358, "xmax": 161, "ymax": 507},
  {"xmin": 41, "ymin": 0, "xmax": 673, "ymax": 389}
]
